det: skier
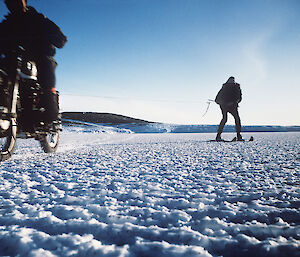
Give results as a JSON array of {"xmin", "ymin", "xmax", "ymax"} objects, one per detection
[
  {"xmin": 215, "ymin": 76, "xmax": 243, "ymax": 141},
  {"xmin": 0, "ymin": 0, "xmax": 67, "ymax": 123}
]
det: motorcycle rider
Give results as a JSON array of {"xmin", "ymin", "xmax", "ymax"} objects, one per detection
[
  {"xmin": 0, "ymin": 0, "xmax": 67, "ymax": 123},
  {"xmin": 215, "ymin": 76, "xmax": 243, "ymax": 141}
]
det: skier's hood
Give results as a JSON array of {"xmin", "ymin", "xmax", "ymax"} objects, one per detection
[{"xmin": 225, "ymin": 77, "xmax": 235, "ymax": 84}]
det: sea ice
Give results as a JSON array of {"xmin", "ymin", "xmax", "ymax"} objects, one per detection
[{"xmin": 0, "ymin": 128, "xmax": 299, "ymax": 256}]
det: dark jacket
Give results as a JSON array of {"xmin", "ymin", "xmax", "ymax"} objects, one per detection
[
  {"xmin": 215, "ymin": 82, "xmax": 242, "ymax": 107},
  {"xmin": 0, "ymin": 7, "xmax": 67, "ymax": 57}
]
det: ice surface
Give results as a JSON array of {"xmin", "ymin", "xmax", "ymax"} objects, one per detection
[{"xmin": 0, "ymin": 126, "xmax": 299, "ymax": 257}]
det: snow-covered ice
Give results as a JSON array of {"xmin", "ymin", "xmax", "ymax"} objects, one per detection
[{"xmin": 0, "ymin": 126, "xmax": 299, "ymax": 257}]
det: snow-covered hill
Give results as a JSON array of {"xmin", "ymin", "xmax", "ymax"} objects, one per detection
[
  {"xmin": 0, "ymin": 125, "xmax": 299, "ymax": 257},
  {"xmin": 111, "ymin": 123, "xmax": 300, "ymax": 134},
  {"xmin": 61, "ymin": 112, "xmax": 300, "ymax": 133}
]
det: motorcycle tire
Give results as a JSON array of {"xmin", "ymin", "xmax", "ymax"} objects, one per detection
[
  {"xmin": 0, "ymin": 118, "xmax": 17, "ymax": 161},
  {"xmin": 39, "ymin": 130, "xmax": 60, "ymax": 153}
]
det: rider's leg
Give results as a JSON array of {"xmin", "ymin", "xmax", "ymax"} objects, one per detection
[{"xmin": 35, "ymin": 56, "xmax": 59, "ymax": 122}]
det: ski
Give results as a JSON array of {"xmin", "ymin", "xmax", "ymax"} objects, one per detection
[{"xmin": 209, "ymin": 136, "xmax": 254, "ymax": 142}]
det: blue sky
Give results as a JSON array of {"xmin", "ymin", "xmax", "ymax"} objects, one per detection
[{"xmin": 1, "ymin": 0, "xmax": 299, "ymax": 125}]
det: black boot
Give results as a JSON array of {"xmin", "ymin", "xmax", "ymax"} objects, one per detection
[
  {"xmin": 216, "ymin": 133, "xmax": 222, "ymax": 141},
  {"xmin": 237, "ymin": 134, "xmax": 244, "ymax": 141},
  {"xmin": 40, "ymin": 90, "xmax": 59, "ymax": 123}
]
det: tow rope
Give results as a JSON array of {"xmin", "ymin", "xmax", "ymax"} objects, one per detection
[{"xmin": 202, "ymin": 99, "xmax": 215, "ymax": 117}]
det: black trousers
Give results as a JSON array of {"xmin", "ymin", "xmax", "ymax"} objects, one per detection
[
  {"xmin": 34, "ymin": 56, "xmax": 59, "ymax": 121},
  {"xmin": 217, "ymin": 105, "xmax": 241, "ymax": 137},
  {"xmin": 35, "ymin": 56, "xmax": 57, "ymax": 91}
]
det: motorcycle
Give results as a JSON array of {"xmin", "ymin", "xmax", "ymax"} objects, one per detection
[{"xmin": 0, "ymin": 46, "xmax": 61, "ymax": 161}]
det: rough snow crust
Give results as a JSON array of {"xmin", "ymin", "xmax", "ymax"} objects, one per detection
[{"xmin": 0, "ymin": 128, "xmax": 299, "ymax": 257}]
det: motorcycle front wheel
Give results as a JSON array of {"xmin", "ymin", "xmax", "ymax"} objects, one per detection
[
  {"xmin": 0, "ymin": 119, "xmax": 17, "ymax": 161},
  {"xmin": 39, "ymin": 130, "xmax": 60, "ymax": 153}
]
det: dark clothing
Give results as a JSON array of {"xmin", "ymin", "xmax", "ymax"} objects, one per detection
[
  {"xmin": 35, "ymin": 56, "xmax": 57, "ymax": 90},
  {"xmin": 0, "ymin": 7, "xmax": 67, "ymax": 57},
  {"xmin": 0, "ymin": 6, "xmax": 67, "ymax": 121},
  {"xmin": 217, "ymin": 105, "xmax": 241, "ymax": 137},
  {"xmin": 215, "ymin": 82, "xmax": 242, "ymax": 139},
  {"xmin": 215, "ymin": 83, "xmax": 242, "ymax": 107},
  {"xmin": 35, "ymin": 56, "xmax": 59, "ymax": 121}
]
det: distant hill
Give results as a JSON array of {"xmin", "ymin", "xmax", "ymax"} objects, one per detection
[
  {"xmin": 62, "ymin": 112, "xmax": 300, "ymax": 133},
  {"xmin": 62, "ymin": 112, "xmax": 153, "ymax": 125}
]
